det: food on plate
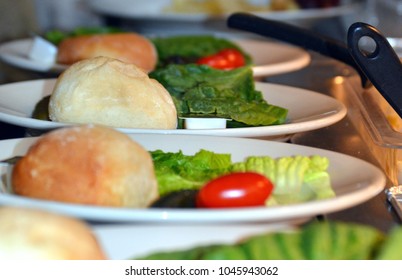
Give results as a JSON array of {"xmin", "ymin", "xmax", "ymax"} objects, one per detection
[
  {"xmin": 151, "ymin": 35, "xmax": 252, "ymax": 69},
  {"xmin": 196, "ymin": 172, "xmax": 274, "ymax": 208},
  {"xmin": 49, "ymin": 56, "xmax": 177, "ymax": 129},
  {"xmin": 11, "ymin": 125, "xmax": 159, "ymax": 208},
  {"xmin": 31, "ymin": 34, "xmax": 284, "ymax": 130},
  {"xmin": 32, "ymin": 95, "xmax": 50, "ymax": 121},
  {"xmin": 45, "ymin": 26, "xmax": 122, "ymax": 46},
  {"xmin": 163, "ymin": 0, "xmax": 340, "ymax": 15},
  {"xmin": 46, "ymin": 31, "xmax": 251, "ymax": 72},
  {"xmin": 150, "ymin": 149, "xmax": 335, "ymax": 205},
  {"xmin": 9, "ymin": 127, "xmax": 332, "ymax": 208},
  {"xmin": 0, "ymin": 207, "xmax": 106, "ymax": 260},
  {"xmin": 196, "ymin": 48, "xmax": 246, "ymax": 70},
  {"xmin": 32, "ymin": 56, "xmax": 286, "ymax": 130},
  {"xmin": 376, "ymin": 226, "xmax": 402, "ymax": 259},
  {"xmin": 232, "ymin": 154, "xmax": 334, "ymax": 205},
  {"xmin": 163, "ymin": 0, "xmax": 299, "ymax": 14},
  {"xmin": 136, "ymin": 220, "xmax": 388, "ymax": 260},
  {"xmin": 56, "ymin": 32, "xmax": 157, "ymax": 72},
  {"xmin": 150, "ymin": 64, "xmax": 288, "ymax": 127},
  {"xmin": 150, "ymin": 189, "xmax": 199, "ymax": 208}
]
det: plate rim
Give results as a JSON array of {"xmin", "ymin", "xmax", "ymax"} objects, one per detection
[
  {"xmin": 0, "ymin": 37, "xmax": 311, "ymax": 76},
  {"xmin": 0, "ymin": 79, "xmax": 347, "ymax": 138},
  {"xmin": 0, "ymin": 134, "xmax": 386, "ymax": 223},
  {"xmin": 87, "ymin": 0, "xmax": 359, "ymax": 22}
]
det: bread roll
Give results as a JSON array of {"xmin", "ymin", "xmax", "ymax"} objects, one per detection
[
  {"xmin": 48, "ymin": 56, "xmax": 177, "ymax": 129},
  {"xmin": 57, "ymin": 33, "xmax": 157, "ymax": 73},
  {"xmin": 0, "ymin": 207, "xmax": 106, "ymax": 260},
  {"xmin": 12, "ymin": 125, "xmax": 159, "ymax": 208}
]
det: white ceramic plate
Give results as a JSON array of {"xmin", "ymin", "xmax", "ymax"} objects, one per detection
[
  {"xmin": 0, "ymin": 79, "xmax": 346, "ymax": 138},
  {"xmin": 92, "ymin": 222, "xmax": 294, "ymax": 259},
  {"xmin": 0, "ymin": 38, "xmax": 310, "ymax": 77},
  {"xmin": 0, "ymin": 134, "xmax": 386, "ymax": 224},
  {"xmin": 0, "ymin": 39, "xmax": 67, "ymax": 73},
  {"xmin": 235, "ymin": 38, "xmax": 310, "ymax": 77},
  {"xmin": 87, "ymin": 0, "xmax": 357, "ymax": 22}
]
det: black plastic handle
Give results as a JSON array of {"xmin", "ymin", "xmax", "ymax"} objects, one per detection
[
  {"xmin": 348, "ymin": 22, "xmax": 402, "ymax": 118},
  {"xmin": 227, "ymin": 12, "xmax": 370, "ymax": 88}
]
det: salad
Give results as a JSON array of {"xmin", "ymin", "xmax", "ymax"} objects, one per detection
[
  {"xmin": 136, "ymin": 220, "xmax": 402, "ymax": 260},
  {"xmin": 150, "ymin": 35, "xmax": 252, "ymax": 69},
  {"xmin": 45, "ymin": 29, "xmax": 253, "ymax": 71},
  {"xmin": 148, "ymin": 36, "xmax": 289, "ymax": 128},
  {"xmin": 150, "ymin": 64, "xmax": 288, "ymax": 128},
  {"xmin": 34, "ymin": 31, "xmax": 288, "ymax": 129},
  {"xmin": 150, "ymin": 148, "xmax": 335, "ymax": 208}
]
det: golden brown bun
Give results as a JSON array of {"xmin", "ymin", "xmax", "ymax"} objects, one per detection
[
  {"xmin": 48, "ymin": 56, "xmax": 177, "ymax": 129},
  {"xmin": 57, "ymin": 33, "xmax": 157, "ymax": 72},
  {"xmin": 0, "ymin": 207, "xmax": 106, "ymax": 260},
  {"xmin": 12, "ymin": 125, "xmax": 159, "ymax": 208}
]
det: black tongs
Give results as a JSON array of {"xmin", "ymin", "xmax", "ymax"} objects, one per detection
[
  {"xmin": 347, "ymin": 22, "xmax": 402, "ymax": 119},
  {"xmin": 227, "ymin": 12, "xmax": 370, "ymax": 88},
  {"xmin": 227, "ymin": 13, "xmax": 402, "ymax": 118}
]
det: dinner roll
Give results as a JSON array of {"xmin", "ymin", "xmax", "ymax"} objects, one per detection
[
  {"xmin": 48, "ymin": 56, "xmax": 177, "ymax": 129},
  {"xmin": 57, "ymin": 33, "xmax": 157, "ymax": 72},
  {"xmin": 12, "ymin": 125, "xmax": 159, "ymax": 208},
  {"xmin": 0, "ymin": 207, "xmax": 106, "ymax": 260}
]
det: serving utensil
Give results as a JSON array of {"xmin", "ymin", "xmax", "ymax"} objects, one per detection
[
  {"xmin": 347, "ymin": 22, "xmax": 402, "ymax": 118},
  {"xmin": 385, "ymin": 186, "xmax": 402, "ymax": 221},
  {"xmin": 227, "ymin": 13, "xmax": 402, "ymax": 118},
  {"xmin": 227, "ymin": 12, "xmax": 370, "ymax": 88}
]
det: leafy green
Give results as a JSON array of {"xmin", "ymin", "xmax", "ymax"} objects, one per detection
[
  {"xmin": 31, "ymin": 95, "xmax": 50, "ymax": 121},
  {"xmin": 149, "ymin": 64, "xmax": 288, "ymax": 127},
  {"xmin": 151, "ymin": 149, "xmax": 232, "ymax": 196},
  {"xmin": 301, "ymin": 221, "xmax": 384, "ymax": 260},
  {"xmin": 151, "ymin": 149, "xmax": 333, "ymax": 205},
  {"xmin": 135, "ymin": 221, "xmax": 387, "ymax": 260},
  {"xmin": 232, "ymin": 155, "xmax": 335, "ymax": 205},
  {"xmin": 375, "ymin": 226, "xmax": 402, "ymax": 259},
  {"xmin": 45, "ymin": 26, "xmax": 122, "ymax": 45},
  {"xmin": 240, "ymin": 231, "xmax": 305, "ymax": 260},
  {"xmin": 151, "ymin": 35, "xmax": 252, "ymax": 68}
]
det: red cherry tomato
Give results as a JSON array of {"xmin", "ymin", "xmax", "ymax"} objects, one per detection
[
  {"xmin": 196, "ymin": 172, "xmax": 274, "ymax": 208},
  {"xmin": 196, "ymin": 48, "xmax": 246, "ymax": 70}
]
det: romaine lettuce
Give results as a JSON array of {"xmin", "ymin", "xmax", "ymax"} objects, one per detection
[
  {"xmin": 149, "ymin": 64, "xmax": 288, "ymax": 127},
  {"xmin": 232, "ymin": 155, "xmax": 335, "ymax": 205},
  {"xmin": 45, "ymin": 27, "xmax": 122, "ymax": 45},
  {"xmin": 151, "ymin": 149, "xmax": 232, "ymax": 196},
  {"xmin": 151, "ymin": 149, "xmax": 334, "ymax": 204},
  {"xmin": 151, "ymin": 35, "xmax": 252, "ymax": 68},
  {"xmin": 137, "ymin": 221, "xmax": 385, "ymax": 260}
]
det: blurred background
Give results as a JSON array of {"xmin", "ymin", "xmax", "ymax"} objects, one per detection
[
  {"xmin": 2, "ymin": 0, "xmax": 401, "ymax": 41},
  {"xmin": 1, "ymin": 0, "xmax": 402, "ymax": 84}
]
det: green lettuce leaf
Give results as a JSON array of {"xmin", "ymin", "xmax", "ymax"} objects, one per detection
[
  {"xmin": 231, "ymin": 155, "xmax": 335, "ymax": 205},
  {"xmin": 149, "ymin": 64, "xmax": 288, "ymax": 126},
  {"xmin": 151, "ymin": 35, "xmax": 253, "ymax": 68},
  {"xmin": 151, "ymin": 149, "xmax": 232, "ymax": 196},
  {"xmin": 375, "ymin": 226, "xmax": 402, "ymax": 259},
  {"xmin": 151, "ymin": 149, "xmax": 334, "ymax": 205},
  {"xmin": 45, "ymin": 27, "xmax": 122, "ymax": 45},
  {"xmin": 136, "ymin": 221, "xmax": 385, "ymax": 260}
]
